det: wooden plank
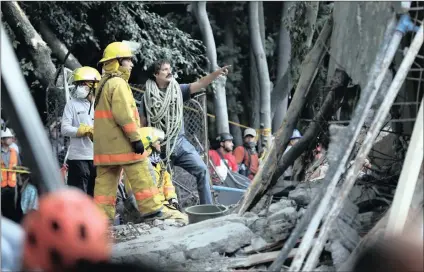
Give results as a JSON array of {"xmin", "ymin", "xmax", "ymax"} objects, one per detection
[
  {"xmin": 229, "ymin": 249, "xmax": 298, "ymax": 269},
  {"xmin": 385, "ymin": 97, "xmax": 424, "ymax": 237}
]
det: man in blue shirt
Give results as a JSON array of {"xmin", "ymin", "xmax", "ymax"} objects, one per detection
[{"xmin": 139, "ymin": 59, "xmax": 229, "ymax": 204}]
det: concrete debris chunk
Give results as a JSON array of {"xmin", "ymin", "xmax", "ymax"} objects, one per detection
[
  {"xmin": 330, "ymin": 240, "xmax": 351, "ymax": 271},
  {"xmin": 268, "ymin": 207, "xmax": 297, "ymax": 223},
  {"xmin": 112, "ymin": 179, "xmax": 366, "ymax": 271},
  {"xmin": 328, "ymin": 218, "xmax": 360, "ymax": 252},
  {"xmin": 288, "ymin": 180, "xmax": 322, "ymax": 205},
  {"xmin": 112, "ymin": 214, "xmax": 256, "ymax": 270},
  {"xmin": 268, "ymin": 199, "xmax": 297, "ymax": 215},
  {"xmin": 315, "ymin": 265, "xmax": 336, "ymax": 271}
]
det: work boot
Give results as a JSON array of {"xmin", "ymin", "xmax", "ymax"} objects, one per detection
[
  {"xmin": 162, "ymin": 206, "xmax": 189, "ymax": 225},
  {"xmin": 143, "ymin": 210, "xmax": 172, "ymax": 222}
]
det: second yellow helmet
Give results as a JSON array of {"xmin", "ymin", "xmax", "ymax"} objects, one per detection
[
  {"xmin": 72, "ymin": 66, "xmax": 101, "ymax": 83},
  {"xmin": 99, "ymin": 42, "xmax": 133, "ymax": 64}
]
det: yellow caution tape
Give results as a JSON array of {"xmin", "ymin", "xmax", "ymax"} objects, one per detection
[
  {"xmin": 1, "ymin": 168, "xmax": 31, "ymax": 174},
  {"xmin": 261, "ymin": 128, "xmax": 272, "ymax": 137}
]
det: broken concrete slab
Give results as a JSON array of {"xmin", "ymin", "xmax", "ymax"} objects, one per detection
[
  {"xmin": 268, "ymin": 207, "xmax": 297, "ymax": 223},
  {"xmin": 270, "ymin": 176, "xmax": 299, "ymax": 195},
  {"xmin": 288, "ymin": 181, "xmax": 322, "ymax": 205},
  {"xmin": 349, "ymin": 184, "xmax": 377, "ymax": 204},
  {"xmin": 247, "ymin": 237, "xmax": 269, "ymax": 253},
  {"xmin": 112, "ymin": 214, "xmax": 256, "ymax": 269},
  {"xmin": 315, "ymin": 265, "xmax": 336, "ymax": 271},
  {"xmin": 328, "ymin": 218, "xmax": 360, "ymax": 252},
  {"xmin": 268, "ymin": 198, "xmax": 297, "ymax": 215},
  {"xmin": 328, "ymin": 2, "xmax": 397, "ymax": 89},
  {"xmin": 263, "ymin": 220, "xmax": 295, "ymax": 243},
  {"xmin": 330, "ymin": 240, "xmax": 351, "ymax": 271},
  {"xmin": 326, "ymin": 195, "xmax": 361, "ymax": 231}
]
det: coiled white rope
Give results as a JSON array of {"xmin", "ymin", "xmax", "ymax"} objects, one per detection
[{"xmin": 144, "ymin": 78, "xmax": 183, "ymax": 163}]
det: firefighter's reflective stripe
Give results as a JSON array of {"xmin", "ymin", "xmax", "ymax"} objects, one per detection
[
  {"xmin": 94, "ymin": 109, "xmax": 139, "ymax": 120},
  {"xmin": 93, "ymin": 69, "xmax": 143, "ymax": 166},
  {"xmin": 134, "ymin": 188, "xmax": 160, "ymax": 201},
  {"xmin": 1, "ymin": 148, "xmax": 18, "ymax": 188},
  {"xmin": 94, "ymin": 195, "xmax": 116, "ymax": 205},
  {"xmin": 93, "ymin": 153, "xmax": 147, "ymax": 165},
  {"xmin": 94, "ymin": 161, "xmax": 163, "ymax": 220},
  {"xmin": 123, "ymin": 123, "xmax": 137, "ymax": 134}
]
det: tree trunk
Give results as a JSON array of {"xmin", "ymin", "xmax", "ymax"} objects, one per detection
[
  {"xmin": 193, "ymin": 1, "xmax": 230, "ymax": 134},
  {"xmin": 38, "ymin": 21, "xmax": 81, "ymax": 70},
  {"xmin": 224, "ymin": 12, "xmax": 242, "ymax": 146},
  {"xmin": 250, "ymin": 51, "xmax": 261, "ymax": 130},
  {"xmin": 249, "ymin": 2, "xmax": 266, "ymax": 133},
  {"xmin": 272, "ymin": 1, "xmax": 293, "ymax": 132},
  {"xmin": 2, "ymin": 1, "xmax": 56, "ymax": 88},
  {"xmin": 238, "ymin": 18, "xmax": 333, "ymax": 215},
  {"xmin": 304, "ymin": 2, "xmax": 320, "ymax": 49},
  {"xmin": 271, "ymin": 70, "xmax": 292, "ymax": 115},
  {"xmin": 249, "ymin": 1, "xmax": 272, "ymax": 145}
]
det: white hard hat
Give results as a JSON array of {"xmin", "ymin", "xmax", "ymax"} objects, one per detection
[
  {"xmin": 1, "ymin": 128, "xmax": 14, "ymax": 138},
  {"xmin": 291, "ymin": 129, "xmax": 302, "ymax": 140},
  {"xmin": 244, "ymin": 128, "xmax": 257, "ymax": 138}
]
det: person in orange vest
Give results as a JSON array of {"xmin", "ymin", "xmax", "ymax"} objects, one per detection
[
  {"xmin": 1, "ymin": 127, "xmax": 23, "ymax": 223},
  {"xmin": 233, "ymin": 128, "xmax": 259, "ymax": 180}
]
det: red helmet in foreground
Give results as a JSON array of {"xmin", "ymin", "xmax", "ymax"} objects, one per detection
[{"xmin": 22, "ymin": 188, "xmax": 112, "ymax": 271}]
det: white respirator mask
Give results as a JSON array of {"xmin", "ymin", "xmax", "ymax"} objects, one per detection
[{"xmin": 73, "ymin": 85, "xmax": 90, "ymax": 99}]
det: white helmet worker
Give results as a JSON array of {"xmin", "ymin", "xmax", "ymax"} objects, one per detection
[
  {"xmin": 244, "ymin": 128, "xmax": 257, "ymax": 138},
  {"xmin": 1, "ymin": 128, "xmax": 14, "ymax": 138},
  {"xmin": 291, "ymin": 129, "xmax": 302, "ymax": 140}
]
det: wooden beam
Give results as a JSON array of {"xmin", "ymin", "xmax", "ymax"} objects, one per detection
[{"xmin": 385, "ymin": 98, "xmax": 424, "ymax": 237}]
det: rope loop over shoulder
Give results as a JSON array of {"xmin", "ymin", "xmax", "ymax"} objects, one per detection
[{"xmin": 144, "ymin": 79, "xmax": 184, "ymax": 163}]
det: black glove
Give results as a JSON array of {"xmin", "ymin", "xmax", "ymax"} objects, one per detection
[
  {"xmin": 168, "ymin": 198, "xmax": 181, "ymax": 211},
  {"xmin": 131, "ymin": 140, "xmax": 144, "ymax": 154}
]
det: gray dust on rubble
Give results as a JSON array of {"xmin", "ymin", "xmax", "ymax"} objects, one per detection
[{"xmin": 111, "ymin": 178, "xmax": 366, "ymax": 271}]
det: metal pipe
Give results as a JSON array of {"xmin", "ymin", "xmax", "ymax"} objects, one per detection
[
  {"xmin": 303, "ymin": 21, "xmax": 423, "ymax": 272},
  {"xmin": 289, "ymin": 14, "xmax": 412, "ymax": 272},
  {"xmin": 212, "ymin": 186, "xmax": 247, "ymax": 193},
  {"xmin": 267, "ymin": 15, "xmax": 398, "ymax": 272},
  {"xmin": 1, "ymin": 24, "xmax": 63, "ymax": 193}
]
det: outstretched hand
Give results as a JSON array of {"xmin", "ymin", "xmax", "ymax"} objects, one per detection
[{"xmin": 216, "ymin": 65, "xmax": 231, "ymax": 76}]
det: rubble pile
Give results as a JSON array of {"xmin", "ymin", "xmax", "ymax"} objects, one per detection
[{"xmin": 111, "ymin": 178, "xmax": 369, "ymax": 271}]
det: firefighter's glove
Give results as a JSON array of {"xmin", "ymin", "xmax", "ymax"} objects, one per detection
[
  {"xmin": 76, "ymin": 124, "xmax": 93, "ymax": 139},
  {"xmin": 131, "ymin": 140, "xmax": 145, "ymax": 154},
  {"xmin": 168, "ymin": 198, "xmax": 181, "ymax": 211}
]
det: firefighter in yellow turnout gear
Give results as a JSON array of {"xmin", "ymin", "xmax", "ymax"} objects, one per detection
[
  {"xmin": 93, "ymin": 41, "xmax": 166, "ymax": 221},
  {"xmin": 123, "ymin": 130, "xmax": 188, "ymax": 224},
  {"xmin": 148, "ymin": 139, "xmax": 188, "ymax": 223}
]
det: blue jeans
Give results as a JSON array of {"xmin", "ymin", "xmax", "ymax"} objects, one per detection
[{"xmin": 172, "ymin": 136, "xmax": 213, "ymax": 204}]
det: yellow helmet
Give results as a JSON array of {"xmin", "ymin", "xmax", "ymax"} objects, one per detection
[
  {"xmin": 99, "ymin": 42, "xmax": 133, "ymax": 63},
  {"xmin": 139, "ymin": 127, "xmax": 165, "ymax": 150},
  {"xmin": 72, "ymin": 66, "xmax": 101, "ymax": 83}
]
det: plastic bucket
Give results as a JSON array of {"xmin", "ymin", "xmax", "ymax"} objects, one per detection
[
  {"xmin": 185, "ymin": 204, "xmax": 229, "ymax": 224},
  {"xmin": 213, "ymin": 185, "xmax": 246, "ymax": 205}
]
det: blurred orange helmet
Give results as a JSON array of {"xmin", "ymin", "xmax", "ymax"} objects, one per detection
[{"xmin": 22, "ymin": 188, "xmax": 112, "ymax": 271}]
